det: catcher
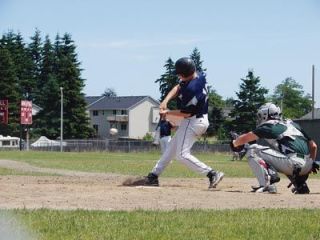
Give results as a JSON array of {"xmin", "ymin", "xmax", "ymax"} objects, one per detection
[
  {"xmin": 231, "ymin": 102, "xmax": 318, "ymax": 194},
  {"xmin": 144, "ymin": 57, "xmax": 224, "ymax": 188}
]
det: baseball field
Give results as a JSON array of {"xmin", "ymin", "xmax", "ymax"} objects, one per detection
[{"xmin": 1, "ymin": 151, "xmax": 320, "ymax": 239}]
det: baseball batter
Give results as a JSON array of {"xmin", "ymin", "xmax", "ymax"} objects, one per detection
[
  {"xmin": 145, "ymin": 57, "xmax": 224, "ymax": 188},
  {"xmin": 231, "ymin": 102, "xmax": 318, "ymax": 194}
]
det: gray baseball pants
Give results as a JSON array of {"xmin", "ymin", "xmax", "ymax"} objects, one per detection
[{"xmin": 247, "ymin": 144, "xmax": 313, "ymax": 186}]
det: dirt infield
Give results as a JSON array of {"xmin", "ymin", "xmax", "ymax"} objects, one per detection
[{"xmin": 0, "ymin": 160, "xmax": 320, "ymax": 211}]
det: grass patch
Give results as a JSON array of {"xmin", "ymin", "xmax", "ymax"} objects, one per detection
[
  {"xmin": 0, "ymin": 151, "xmax": 253, "ymax": 178},
  {"xmin": 0, "ymin": 151, "xmax": 319, "ymax": 179},
  {"xmin": 3, "ymin": 208, "xmax": 319, "ymax": 240}
]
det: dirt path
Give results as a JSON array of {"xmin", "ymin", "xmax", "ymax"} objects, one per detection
[{"xmin": 0, "ymin": 159, "xmax": 320, "ymax": 211}]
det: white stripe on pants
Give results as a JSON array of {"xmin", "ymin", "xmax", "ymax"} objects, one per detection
[{"xmin": 152, "ymin": 114, "xmax": 212, "ymax": 176}]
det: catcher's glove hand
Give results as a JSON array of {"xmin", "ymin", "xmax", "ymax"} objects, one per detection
[
  {"xmin": 229, "ymin": 131, "xmax": 244, "ymax": 152},
  {"xmin": 311, "ymin": 161, "xmax": 320, "ymax": 174},
  {"xmin": 230, "ymin": 140, "xmax": 244, "ymax": 152}
]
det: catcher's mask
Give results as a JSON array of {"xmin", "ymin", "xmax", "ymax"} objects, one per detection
[{"xmin": 257, "ymin": 102, "xmax": 281, "ymax": 125}]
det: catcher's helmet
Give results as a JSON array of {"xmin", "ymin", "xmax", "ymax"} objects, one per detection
[
  {"xmin": 257, "ymin": 102, "xmax": 281, "ymax": 125},
  {"xmin": 174, "ymin": 57, "xmax": 196, "ymax": 77}
]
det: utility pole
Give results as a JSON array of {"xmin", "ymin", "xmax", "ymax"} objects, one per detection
[
  {"xmin": 60, "ymin": 87, "xmax": 64, "ymax": 152},
  {"xmin": 312, "ymin": 65, "xmax": 315, "ymax": 119}
]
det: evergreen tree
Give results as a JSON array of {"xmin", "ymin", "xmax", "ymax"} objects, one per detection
[
  {"xmin": 0, "ymin": 47, "xmax": 20, "ymax": 136},
  {"xmin": 190, "ymin": 47, "xmax": 206, "ymax": 73},
  {"xmin": 36, "ymin": 35, "xmax": 55, "ymax": 106},
  {"xmin": 231, "ymin": 70, "xmax": 268, "ymax": 133},
  {"xmin": 34, "ymin": 34, "xmax": 94, "ymax": 139},
  {"xmin": 32, "ymin": 35, "xmax": 58, "ymax": 138},
  {"xmin": 28, "ymin": 29, "xmax": 43, "ymax": 102},
  {"xmin": 155, "ymin": 58, "xmax": 179, "ymax": 109},
  {"xmin": 33, "ymin": 74, "xmax": 61, "ymax": 138},
  {"xmin": 207, "ymin": 86, "xmax": 224, "ymax": 136},
  {"xmin": 4, "ymin": 32, "xmax": 35, "ymax": 99},
  {"xmin": 55, "ymin": 33, "xmax": 94, "ymax": 138},
  {"xmin": 272, "ymin": 77, "xmax": 312, "ymax": 119}
]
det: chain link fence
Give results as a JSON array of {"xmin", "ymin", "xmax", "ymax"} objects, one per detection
[{"xmin": 27, "ymin": 139, "xmax": 231, "ymax": 153}]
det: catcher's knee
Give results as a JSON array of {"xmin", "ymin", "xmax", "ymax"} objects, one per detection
[{"xmin": 268, "ymin": 165, "xmax": 280, "ymax": 184}]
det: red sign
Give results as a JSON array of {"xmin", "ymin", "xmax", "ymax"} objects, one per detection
[
  {"xmin": 0, "ymin": 100, "xmax": 8, "ymax": 124},
  {"xmin": 21, "ymin": 100, "xmax": 33, "ymax": 125}
]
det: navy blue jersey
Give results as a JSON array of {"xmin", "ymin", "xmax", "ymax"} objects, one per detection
[
  {"xmin": 176, "ymin": 72, "xmax": 208, "ymax": 116},
  {"xmin": 159, "ymin": 120, "xmax": 173, "ymax": 138}
]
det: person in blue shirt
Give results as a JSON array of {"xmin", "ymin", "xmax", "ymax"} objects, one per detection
[
  {"xmin": 144, "ymin": 57, "xmax": 224, "ymax": 188},
  {"xmin": 158, "ymin": 113, "xmax": 175, "ymax": 154}
]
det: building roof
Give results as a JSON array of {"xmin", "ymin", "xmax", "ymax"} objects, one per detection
[
  {"xmin": 85, "ymin": 96, "xmax": 104, "ymax": 106},
  {"xmin": 85, "ymin": 95, "xmax": 159, "ymax": 110},
  {"xmin": 299, "ymin": 108, "xmax": 320, "ymax": 120}
]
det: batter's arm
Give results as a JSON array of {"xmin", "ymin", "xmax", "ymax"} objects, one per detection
[
  {"xmin": 159, "ymin": 84, "xmax": 180, "ymax": 114},
  {"xmin": 233, "ymin": 131, "xmax": 259, "ymax": 147}
]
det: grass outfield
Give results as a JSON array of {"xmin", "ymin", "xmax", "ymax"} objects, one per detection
[
  {"xmin": 0, "ymin": 150, "xmax": 254, "ymax": 177},
  {"xmin": 0, "ymin": 151, "xmax": 319, "ymax": 179},
  {"xmin": 1, "ymin": 208, "xmax": 319, "ymax": 240}
]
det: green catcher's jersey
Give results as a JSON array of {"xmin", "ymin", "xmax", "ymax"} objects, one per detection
[{"xmin": 253, "ymin": 119, "xmax": 310, "ymax": 156}]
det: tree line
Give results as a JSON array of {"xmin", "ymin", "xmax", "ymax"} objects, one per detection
[
  {"xmin": 156, "ymin": 48, "xmax": 313, "ymax": 139},
  {"xmin": 0, "ymin": 30, "xmax": 94, "ymax": 139}
]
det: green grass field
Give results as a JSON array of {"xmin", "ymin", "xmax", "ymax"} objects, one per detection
[
  {"xmin": 0, "ymin": 150, "xmax": 254, "ymax": 177},
  {"xmin": 1, "ymin": 151, "xmax": 319, "ymax": 239},
  {"xmin": 2, "ymin": 209, "xmax": 320, "ymax": 240}
]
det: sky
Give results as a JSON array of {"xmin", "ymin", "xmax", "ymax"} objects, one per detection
[{"xmin": 1, "ymin": 0, "xmax": 320, "ymax": 107}]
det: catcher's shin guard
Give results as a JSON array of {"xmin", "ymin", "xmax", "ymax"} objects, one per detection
[
  {"xmin": 287, "ymin": 165, "xmax": 310, "ymax": 194},
  {"xmin": 292, "ymin": 182, "xmax": 310, "ymax": 194},
  {"xmin": 267, "ymin": 165, "xmax": 280, "ymax": 185}
]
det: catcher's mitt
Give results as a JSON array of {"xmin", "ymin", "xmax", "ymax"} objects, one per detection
[
  {"xmin": 229, "ymin": 131, "xmax": 244, "ymax": 152},
  {"xmin": 230, "ymin": 141, "xmax": 244, "ymax": 152}
]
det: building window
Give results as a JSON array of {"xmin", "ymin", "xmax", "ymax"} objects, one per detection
[
  {"xmin": 113, "ymin": 110, "xmax": 117, "ymax": 115},
  {"xmin": 2, "ymin": 140, "xmax": 10, "ymax": 146},
  {"xmin": 93, "ymin": 110, "xmax": 98, "ymax": 116},
  {"xmin": 93, "ymin": 124, "xmax": 99, "ymax": 132},
  {"xmin": 121, "ymin": 110, "xmax": 127, "ymax": 115},
  {"xmin": 121, "ymin": 124, "xmax": 127, "ymax": 131}
]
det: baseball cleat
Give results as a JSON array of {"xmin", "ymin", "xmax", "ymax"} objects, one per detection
[
  {"xmin": 208, "ymin": 171, "xmax": 224, "ymax": 189},
  {"xmin": 251, "ymin": 184, "xmax": 277, "ymax": 193},
  {"xmin": 144, "ymin": 173, "xmax": 159, "ymax": 186}
]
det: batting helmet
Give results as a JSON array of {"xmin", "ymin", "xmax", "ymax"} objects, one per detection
[
  {"xmin": 174, "ymin": 57, "xmax": 196, "ymax": 77},
  {"xmin": 257, "ymin": 102, "xmax": 281, "ymax": 125}
]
